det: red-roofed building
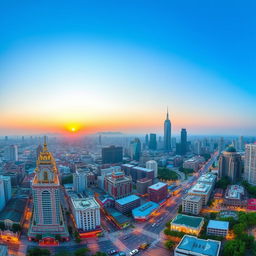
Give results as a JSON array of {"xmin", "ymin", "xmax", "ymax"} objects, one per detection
[{"xmin": 247, "ymin": 199, "xmax": 256, "ymax": 210}]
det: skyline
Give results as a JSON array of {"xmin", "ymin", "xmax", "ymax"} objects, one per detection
[{"xmin": 0, "ymin": 1, "xmax": 256, "ymax": 136}]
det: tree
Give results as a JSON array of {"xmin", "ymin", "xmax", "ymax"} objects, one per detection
[
  {"xmin": 54, "ymin": 251, "xmax": 70, "ymax": 256},
  {"xmin": 233, "ymin": 223, "xmax": 246, "ymax": 237},
  {"xmin": 164, "ymin": 240, "xmax": 175, "ymax": 250},
  {"xmin": 215, "ymin": 176, "xmax": 230, "ymax": 189},
  {"xmin": 27, "ymin": 247, "xmax": 51, "ymax": 256},
  {"xmin": 210, "ymin": 212, "xmax": 217, "ymax": 219},
  {"xmin": 74, "ymin": 248, "xmax": 90, "ymax": 256},
  {"xmin": 223, "ymin": 240, "xmax": 246, "ymax": 256},
  {"xmin": 93, "ymin": 253, "xmax": 107, "ymax": 256}
]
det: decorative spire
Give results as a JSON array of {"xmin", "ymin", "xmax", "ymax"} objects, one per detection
[
  {"xmin": 43, "ymin": 135, "xmax": 48, "ymax": 152},
  {"xmin": 166, "ymin": 107, "xmax": 169, "ymax": 120}
]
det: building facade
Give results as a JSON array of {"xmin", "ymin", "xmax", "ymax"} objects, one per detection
[
  {"xmin": 188, "ymin": 182, "xmax": 212, "ymax": 206},
  {"xmin": 136, "ymin": 178, "xmax": 152, "ymax": 195},
  {"xmin": 0, "ymin": 176, "xmax": 11, "ymax": 211},
  {"xmin": 149, "ymin": 134, "xmax": 157, "ymax": 151},
  {"xmin": 115, "ymin": 195, "xmax": 141, "ymax": 214},
  {"xmin": 71, "ymin": 197, "xmax": 100, "ymax": 232},
  {"xmin": 146, "ymin": 160, "xmax": 158, "ymax": 178},
  {"xmin": 180, "ymin": 129, "xmax": 187, "ymax": 155},
  {"xmin": 104, "ymin": 171, "xmax": 132, "ymax": 199},
  {"xmin": 182, "ymin": 195, "xmax": 203, "ymax": 215},
  {"xmin": 148, "ymin": 182, "xmax": 168, "ymax": 203},
  {"xmin": 102, "ymin": 146, "xmax": 123, "ymax": 164},
  {"xmin": 73, "ymin": 168, "xmax": 88, "ymax": 193},
  {"xmin": 207, "ymin": 220, "xmax": 229, "ymax": 237},
  {"xmin": 129, "ymin": 138, "xmax": 141, "ymax": 161},
  {"xmin": 164, "ymin": 109, "xmax": 171, "ymax": 152},
  {"xmin": 244, "ymin": 144, "xmax": 256, "ymax": 185},
  {"xmin": 28, "ymin": 138, "xmax": 69, "ymax": 240}
]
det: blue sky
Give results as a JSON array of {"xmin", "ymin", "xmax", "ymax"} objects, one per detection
[{"xmin": 0, "ymin": 0, "xmax": 255, "ymax": 135}]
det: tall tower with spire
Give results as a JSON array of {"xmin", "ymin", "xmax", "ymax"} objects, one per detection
[
  {"xmin": 164, "ymin": 108, "xmax": 172, "ymax": 152},
  {"xmin": 28, "ymin": 136, "xmax": 69, "ymax": 242}
]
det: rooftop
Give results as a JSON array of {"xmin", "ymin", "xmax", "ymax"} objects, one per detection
[
  {"xmin": 115, "ymin": 195, "xmax": 140, "ymax": 205},
  {"xmin": 198, "ymin": 173, "xmax": 217, "ymax": 184},
  {"xmin": 207, "ymin": 220, "xmax": 229, "ymax": 230},
  {"xmin": 149, "ymin": 182, "xmax": 167, "ymax": 190},
  {"xmin": 176, "ymin": 235, "xmax": 221, "ymax": 256},
  {"xmin": 189, "ymin": 182, "xmax": 212, "ymax": 195},
  {"xmin": 105, "ymin": 207, "xmax": 131, "ymax": 224},
  {"xmin": 132, "ymin": 201, "xmax": 159, "ymax": 217},
  {"xmin": 183, "ymin": 195, "xmax": 202, "ymax": 203},
  {"xmin": 132, "ymin": 166, "xmax": 153, "ymax": 173},
  {"xmin": 72, "ymin": 197, "xmax": 100, "ymax": 210},
  {"xmin": 171, "ymin": 214, "xmax": 204, "ymax": 229}
]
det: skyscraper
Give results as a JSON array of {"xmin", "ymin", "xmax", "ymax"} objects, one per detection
[
  {"xmin": 244, "ymin": 144, "xmax": 256, "ymax": 185},
  {"xmin": 180, "ymin": 129, "xmax": 187, "ymax": 155},
  {"xmin": 164, "ymin": 109, "xmax": 171, "ymax": 152},
  {"xmin": 149, "ymin": 134, "xmax": 157, "ymax": 150},
  {"xmin": 73, "ymin": 168, "xmax": 88, "ymax": 193},
  {"xmin": 129, "ymin": 138, "xmax": 141, "ymax": 161},
  {"xmin": 219, "ymin": 146, "xmax": 242, "ymax": 183},
  {"xmin": 28, "ymin": 137, "xmax": 69, "ymax": 241},
  {"xmin": 102, "ymin": 146, "xmax": 123, "ymax": 164},
  {"xmin": 4, "ymin": 145, "xmax": 18, "ymax": 162},
  {"xmin": 146, "ymin": 160, "xmax": 158, "ymax": 178}
]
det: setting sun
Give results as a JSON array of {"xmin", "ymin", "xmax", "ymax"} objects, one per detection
[{"xmin": 71, "ymin": 127, "xmax": 76, "ymax": 132}]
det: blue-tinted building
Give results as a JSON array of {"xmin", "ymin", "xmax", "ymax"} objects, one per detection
[
  {"xmin": 132, "ymin": 201, "xmax": 159, "ymax": 221},
  {"xmin": 115, "ymin": 195, "xmax": 141, "ymax": 214}
]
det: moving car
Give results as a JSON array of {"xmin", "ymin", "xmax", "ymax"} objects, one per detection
[{"xmin": 129, "ymin": 249, "xmax": 139, "ymax": 255}]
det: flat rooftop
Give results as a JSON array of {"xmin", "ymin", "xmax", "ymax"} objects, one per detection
[
  {"xmin": 149, "ymin": 182, "xmax": 167, "ymax": 190},
  {"xmin": 183, "ymin": 195, "xmax": 202, "ymax": 203},
  {"xmin": 171, "ymin": 214, "xmax": 204, "ymax": 229},
  {"xmin": 72, "ymin": 197, "xmax": 100, "ymax": 210},
  {"xmin": 115, "ymin": 195, "xmax": 140, "ymax": 205},
  {"xmin": 207, "ymin": 220, "xmax": 229, "ymax": 230},
  {"xmin": 132, "ymin": 201, "xmax": 159, "ymax": 217},
  {"xmin": 189, "ymin": 182, "xmax": 212, "ymax": 195},
  {"xmin": 198, "ymin": 173, "xmax": 216, "ymax": 183},
  {"xmin": 132, "ymin": 167, "xmax": 153, "ymax": 172},
  {"xmin": 176, "ymin": 235, "xmax": 221, "ymax": 256}
]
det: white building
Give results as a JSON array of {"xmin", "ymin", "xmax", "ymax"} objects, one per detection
[
  {"xmin": 71, "ymin": 197, "xmax": 100, "ymax": 231},
  {"xmin": 244, "ymin": 144, "xmax": 256, "ymax": 185},
  {"xmin": 182, "ymin": 195, "xmax": 203, "ymax": 215},
  {"xmin": 207, "ymin": 220, "xmax": 229, "ymax": 237},
  {"xmin": 73, "ymin": 168, "xmax": 88, "ymax": 193},
  {"xmin": 146, "ymin": 160, "xmax": 158, "ymax": 178},
  {"xmin": 0, "ymin": 176, "xmax": 12, "ymax": 211},
  {"xmin": 188, "ymin": 182, "xmax": 212, "ymax": 205}
]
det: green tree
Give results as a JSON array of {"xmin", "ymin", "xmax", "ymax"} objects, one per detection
[
  {"xmin": 233, "ymin": 223, "xmax": 246, "ymax": 237},
  {"xmin": 54, "ymin": 251, "xmax": 70, "ymax": 256},
  {"xmin": 164, "ymin": 240, "xmax": 175, "ymax": 250},
  {"xmin": 92, "ymin": 252, "xmax": 107, "ymax": 256},
  {"xmin": 223, "ymin": 240, "xmax": 246, "ymax": 256},
  {"xmin": 215, "ymin": 176, "xmax": 230, "ymax": 189},
  {"xmin": 74, "ymin": 248, "xmax": 90, "ymax": 256},
  {"xmin": 27, "ymin": 247, "xmax": 51, "ymax": 256}
]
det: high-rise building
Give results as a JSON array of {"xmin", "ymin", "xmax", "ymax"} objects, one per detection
[
  {"xmin": 102, "ymin": 146, "xmax": 123, "ymax": 164},
  {"xmin": 148, "ymin": 182, "xmax": 168, "ymax": 203},
  {"xmin": 146, "ymin": 160, "xmax": 158, "ymax": 178},
  {"xmin": 180, "ymin": 129, "xmax": 187, "ymax": 155},
  {"xmin": 164, "ymin": 109, "xmax": 171, "ymax": 152},
  {"xmin": 28, "ymin": 138, "xmax": 69, "ymax": 241},
  {"xmin": 218, "ymin": 146, "xmax": 242, "ymax": 183},
  {"xmin": 145, "ymin": 134, "xmax": 149, "ymax": 147},
  {"xmin": 0, "ymin": 175, "xmax": 12, "ymax": 211},
  {"xmin": 149, "ymin": 133, "xmax": 157, "ymax": 150},
  {"xmin": 73, "ymin": 168, "xmax": 88, "ymax": 193},
  {"xmin": 244, "ymin": 144, "xmax": 256, "ymax": 185},
  {"xmin": 238, "ymin": 136, "xmax": 244, "ymax": 151},
  {"xmin": 104, "ymin": 171, "xmax": 132, "ymax": 199},
  {"xmin": 218, "ymin": 137, "xmax": 224, "ymax": 153},
  {"xmin": 71, "ymin": 197, "xmax": 100, "ymax": 232},
  {"xmin": 129, "ymin": 138, "xmax": 141, "ymax": 161},
  {"xmin": 4, "ymin": 145, "xmax": 18, "ymax": 162}
]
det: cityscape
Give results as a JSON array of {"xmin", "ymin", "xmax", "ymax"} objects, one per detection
[{"xmin": 0, "ymin": 1, "xmax": 256, "ymax": 256}]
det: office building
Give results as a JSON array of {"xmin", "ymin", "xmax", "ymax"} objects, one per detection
[
  {"xmin": 164, "ymin": 109, "xmax": 171, "ymax": 152},
  {"xmin": 198, "ymin": 173, "xmax": 217, "ymax": 186},
  {"xmin": 146, "ymin": 160, "xmax": 158, "ymax": 178},
  {"xmin": 149, "ymin": 134, "xmax": 157, "ymax": 150},
  {"xmin": 136, "ymin": 178, "xmax": 152, "ymax": 195},
  {"xmin": 102, "ymin": 146, "xmax": 123, "ymax": 164},
  {"xmin": 104, "ymin": 171, "xmax": 132, "ymax": 199},
  {"xmin": 219, "ymin": 146, "xmax": 242, "ymax": 183},
  {"xmin": 171, "ymin": 214, "xmax": 204, "ymax": 235},
  {"xmin": 0, "ymin": 176, "xmax": 12, "ymax": 211},
  {"xmin": 188, "ymin": 182, "xmax": 212, "ymax": 205},
  {"xmin": 207, "ymin": 220, "xmax": 229, "ymax": 237},
  {"xmin": 223, "ymin": 185, "xmax": 247, "ymax": 207},
  {"xmin": 28, "ymin": 138, "xmax": 69, "ymax": 241},
  {"xmin": 244, "ymin": 144, "xmax": 256, "ymax": 185},
  {"xmin": 183, "ymin": 156, "xmax": 205, "ymax": 171},
  {"xmin": 218, "ymin": 137, "xmax": 224, "ymax": 153},
  {"xmin": 71, "ymin": 197, "xmax": 100, "ymax": 232},
  {"xmin": 174, "ymin": 235, "xmax": 221, "ymax": 256},
  {"xmin": 73, "ymin": 168, "xmax": 88, "ymax": 193},
  {"xmin": 130, "ymin": 166, "xmax": 154, "ymax": 182},
  {"xmin": 4, "ymin": 145, "xmax": 18, "ymax": 162},
  {"xmin": 182, "ymin": 195, "xmax": 203, "ymax": 215},
  {"xmin": 129, "ymin": 138, "xmax": 141, "ymax": 161},
  {"xmin": 180, "ymin": 129, "xmax": 187, "ymax": 155},
  {"xmin": 148, "ymin": 182, "xmax": 168, "ymax": 203},
  {"xmin": 115, "ymin": 195, "xmax": 141, "ymax": 214}
]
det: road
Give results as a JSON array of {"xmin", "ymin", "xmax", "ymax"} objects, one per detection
[{"xmin": 7, "ymin": 153, "xmax": 218, "ymax": 256}]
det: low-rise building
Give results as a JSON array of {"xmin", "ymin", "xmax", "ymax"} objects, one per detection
[
  {"xmin": 171, "ymin": 214, "xmax": 204, "ymax": 235},
  {"xmin": 223, "ymin": 185, "xmax": 247, "ymax": 207},
  {"xmin": 148, "ymin": 182, "xmax": 168, "ymax": 203},
  {"xmin": 188, "ymin": 182, "xmax": 212, "ymax": 205},
  {"xmin": 207, "ymin": 220, "xmax": 229, "ymax": 237},
  {"xmin": 183, "ymin": 156, "xmax": 205, "ymax": 171},
  {"xmin": 247, "ymin": 198, "xmax": 256, "ymax": 210},
  {"xmin": 115, "ymin": 195, "xmax": 141, "ymax": 214},
  {"xmin": 71, "ymin": 197, "xmax": 100, "ymax": 232},
  {"xmin": 182, "ymin": 195, "xmax": 203, "ymax": 215},
  {"xmin": 174, "ymin": 235, "xmax": 221, "ymax": 256},
  {"xmin": 198, "ymin": 173, "xmax": 217, "ymax": 186},
  {"xmin": 132, "ymin": 201, "xmax": 159, "ymax": 221}
]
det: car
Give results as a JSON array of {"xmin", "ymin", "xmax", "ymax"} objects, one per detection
[
  {"xmin": 129, "ymin": 249, "xmax": 139, "ymax": 255},
  {"xmin": 107, "ymin": 249, "xmax": 118, "ymax": 255},
  {"xmin": 139, "ymin": 242, "xmax": 150, "ymax": 250},
  {"xmin": 151, "ymin": 223, "xmax": 156, "ymax": 227}
]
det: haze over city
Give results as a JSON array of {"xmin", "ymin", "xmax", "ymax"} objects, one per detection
[{"xmin": 0, "ymin": 1, "xmax": 255, "ymax": 136}]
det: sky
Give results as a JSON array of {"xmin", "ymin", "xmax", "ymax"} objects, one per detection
[{"xmin": 0, "ymin": 0, "xmax": 255, "ymax": 136}]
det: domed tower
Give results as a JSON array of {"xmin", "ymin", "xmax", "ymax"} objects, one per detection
[{"xmin": 28, "ymin": 136, "xmax": 69, "ymax": 242}]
